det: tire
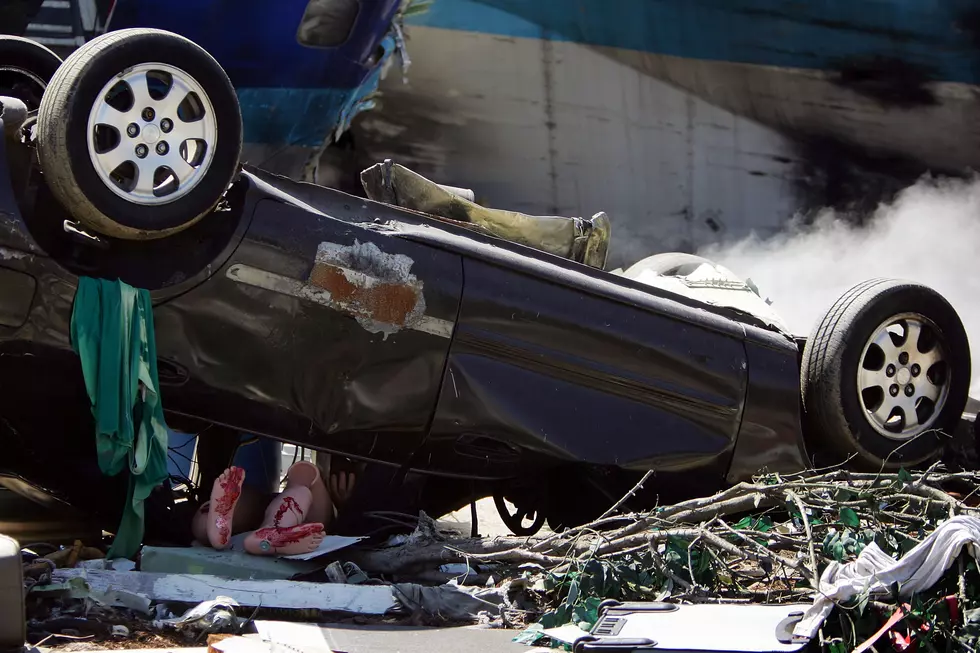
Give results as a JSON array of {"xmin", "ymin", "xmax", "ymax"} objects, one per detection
[
  {"xmin": 622, "ymin": 253, "xmax": 713, "ymax": 278},
  {"xmin": 493, "ymin": 493, "xmax": 546, "ymax": 536},
  {"xmin": 801, "ymin": 278, "xmax": 971, "ymax": 469},
  {"xmin": 36, "ymin": 29, "xmax": 242, "ymax": 240},
  {"xmin": 0, "ymin": 35, "xmax": 62, "ymax": 110}
]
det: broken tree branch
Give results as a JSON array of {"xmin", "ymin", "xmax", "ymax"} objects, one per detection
[{"xmin": 344, "ymin": 469, "xmax": 978, "ymax": 591}]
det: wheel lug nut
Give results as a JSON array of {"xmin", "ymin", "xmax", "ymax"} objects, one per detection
[
  {"xmin": 156, "ymin": 141, "xmax": 168, "ymax": 155},
  {"xmin": 886, "ymin": 364, "xmax": 896, "ymax": 377},
  {"xmin": 160, "ymin": 118, "xmax": 173, "ymax": 133},
  {"xmin": 911, "ymin": 364, "xmax": 921, "ymax": 377},
  {"xmin": 126, "ymin": 123, "xmax": 140, "ymax": 138},
  {"xmin": 141, "ymin": 107, "xmax": 155, "ymax": 122},
  {"xmin": 905, "ymin": 384, "xmax": 915, "ymax": 397},
  {"xmin": 135, "ymin": 144, "xmax": 148, "ymax": 159},
  {"xmin": 899, "ymin": 352, "xmax": 909, "ymax": 365},
  {"xmin": 890, "ymin": 384, "xmax": 900, "ymax": 397}
]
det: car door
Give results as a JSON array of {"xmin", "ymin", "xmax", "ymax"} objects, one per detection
[
  {"xmin": 416, "ymin": 231, "xmax": 752, "ymax": 480},
  {"xmin": 152, "ymin": 190, "xmax": 464, "ymax": 466}
]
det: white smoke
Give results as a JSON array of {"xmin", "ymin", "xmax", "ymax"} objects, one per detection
[{"xmin": 699, "ymin": 176, "xmax": 980, "ymax": 396}]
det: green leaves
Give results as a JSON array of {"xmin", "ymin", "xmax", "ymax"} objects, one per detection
[
  {"xmin": 822, "ymin": 527, "xmax": 878, "ymax": 562},
  {"xmin": 535, "ymin": 556, "xmax": 661, "ymax": 631},
  {"xmin": 664, "ymin": 536, "xmax": 713, "ymax": 586},
  {"xmin": 734, "ymin": 515, "xmax": 774, "ymax": 532},
  {"xmin": 521, "ymin": 468, "xmax": 980, "ymax": 652},
  {"xmin": 839, "ymin": 508, "xmax": 860, "ymax": 528},
  {"xmin": 823, "ymin": 530, "xmax": 846, "ymax": 562},
  {"xmin": 834, "ymin": 487, "xmax": 854, "ymax": 503},
  {"xmin": 566, "ymin": 579, "xmax": 579, "ymax": 607}
]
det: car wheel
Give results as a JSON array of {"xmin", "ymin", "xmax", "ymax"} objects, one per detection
[
  {"xmin": 801, "ymin": 278, "xmax": 971, "ymax": 469},
  {"xmin": 36, "ymin": 28, "xmax": 242, "ymax": 240},
  {"xmin": 493, "ymin": 493, "xmax": 546, "ymax": 536},
  {"xmin": 621, "ymin": 252, "xmax": 714, "ymax": 279},
  {"xmin": 0, "ymin": 35, "xmax": 62, "ymax": 111}
]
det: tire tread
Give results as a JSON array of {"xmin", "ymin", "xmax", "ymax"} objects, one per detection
[
  {"xmin": 801, "ymin": 278, "xmax": 969, "ymax": 468},
  {"xmin": 36, "ymin": 29, "xmax": 241, "ymax": 239}
]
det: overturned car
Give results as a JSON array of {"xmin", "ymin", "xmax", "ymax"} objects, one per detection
[{"xmin": 0, "ymin": 30, "xmax": 972, "ymax": 540}]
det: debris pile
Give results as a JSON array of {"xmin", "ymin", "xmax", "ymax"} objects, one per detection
[
  {"xmin": 18, "ymin": 466, "xmax": 980, "ymax": 652},
  {"xmin": 347, "ymin": 467, "xmax": 980, "ymax": 650}
]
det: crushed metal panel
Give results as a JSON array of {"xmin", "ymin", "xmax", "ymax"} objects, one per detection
[{"xmin": 226, "ymin": 239, "xmax": 453, "ymax": 339}]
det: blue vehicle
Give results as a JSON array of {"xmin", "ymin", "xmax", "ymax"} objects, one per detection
[{"xmin": 4, "ymin": 0, "xmax": 414, "ymax": 182}]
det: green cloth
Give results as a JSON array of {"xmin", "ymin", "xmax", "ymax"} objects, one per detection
[{"xmin": 70, "ymin": 277, "xmax": 169, "ymax": 560}]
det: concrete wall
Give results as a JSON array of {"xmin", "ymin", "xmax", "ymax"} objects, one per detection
[{"xmin": 350, "ymin": 25, "xmax": 801, "ymax": 268}]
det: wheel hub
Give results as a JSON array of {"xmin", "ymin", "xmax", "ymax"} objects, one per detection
[
  {"xmin": 895, "ymin": 367, "xmax": 912, "ymax": 386},
  {"xmin": 141, "ymin": 123, "xmax": 160, "ymax": 144}
]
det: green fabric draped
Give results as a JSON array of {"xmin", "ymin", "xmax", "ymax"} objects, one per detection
[{"xmin": 70, "ymin": 277, "xmax": 169, "ymax": 560}]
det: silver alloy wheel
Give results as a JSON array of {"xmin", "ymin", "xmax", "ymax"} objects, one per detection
[
  {"xmin": 856, "ymin": 312, "xmax": 950, "ymax": 440},
  {"xmin": 86, "ymin": 62, "xmax": 217, "ymax": 205}
]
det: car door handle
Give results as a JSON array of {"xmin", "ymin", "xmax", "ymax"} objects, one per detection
[{"xmin": 157, "ymin": 359, "xmax": 189, "ymax": 386}]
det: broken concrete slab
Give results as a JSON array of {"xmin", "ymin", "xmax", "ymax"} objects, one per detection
[
  {"xmin": 140, "ymin": 546, "xmax": 321, "ymax": 580},
  {"xmin": 52, "ymin": 569, "xmax": 397, "ymax": 614}
]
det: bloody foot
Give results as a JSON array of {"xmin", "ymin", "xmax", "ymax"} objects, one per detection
[
  {"xmin": 243, "ymin": 523, "xmax": 326, "ymax": 556},
  {"xmin": 207, "ymin": 466, "xmax": 245, "ymax": 550}
]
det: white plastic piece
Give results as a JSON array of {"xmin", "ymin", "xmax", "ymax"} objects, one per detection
[{"xmin": 0, "ymin": 534, "xmax": 25, "ymax": 650}]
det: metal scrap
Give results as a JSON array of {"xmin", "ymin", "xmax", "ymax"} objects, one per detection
[{"xmin": 165, "ymin": 597, "xmax": 242, "ymax": 635}]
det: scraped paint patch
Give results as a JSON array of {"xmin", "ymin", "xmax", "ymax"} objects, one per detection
[
  {"xmin": 226, "ymin": 254, "xmax": 453, "ymax": 339},
  {"xmin": 0, "ymin": 247, "xmax": 29, "ymax": 261},
  {"xmin": 308, "ymin": 240, "xmax": 427, "ymax": 337}
]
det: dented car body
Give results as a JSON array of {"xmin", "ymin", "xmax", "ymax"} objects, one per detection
[{"xmin": 0, "ymin": 118, "xmax": 811, "ymax": 532}]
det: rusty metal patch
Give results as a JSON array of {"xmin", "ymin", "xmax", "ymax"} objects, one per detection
[
  {"xmin": 225, "ymin": 240, "xmax": 452, "ymax": 339},
  {"xmin": 308, "ymin": 240, "xmax": 427, "ymax": 336}
]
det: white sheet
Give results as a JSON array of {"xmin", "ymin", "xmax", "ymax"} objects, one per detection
[{"xmin": 795, "ymin": 515, "xmax": 980, "ymax": 639}]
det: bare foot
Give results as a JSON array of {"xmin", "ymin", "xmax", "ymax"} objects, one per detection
[
  {"xmin": 207, "ymin": 466, "xmax": 245, "ymax": 550},
  {"xmin": 243, "ymin": 523, "xmax": 326, "ymax": 556}
]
